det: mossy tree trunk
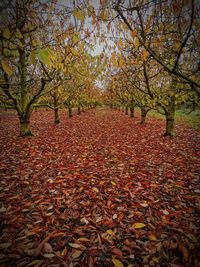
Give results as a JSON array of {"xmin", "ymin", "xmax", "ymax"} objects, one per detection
[
  {"xmin": 18, "ymin": 44, "xmax": 33, "ymax": 136},
  {"xmin": 19, "ymin": 118, "xmax": 32, "ymax": 136},
  {"xmin": 53, "ymin": 91, "xmax": 60, "ymax": 124},
  {"xmin": 140, "ymin": 106, "xmax": 149, "ymax": 124}
]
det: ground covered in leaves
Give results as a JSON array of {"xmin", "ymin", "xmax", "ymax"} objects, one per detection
[{"xmin": 0, "ymin": 108, "xmax": 200, "ymax": 267}]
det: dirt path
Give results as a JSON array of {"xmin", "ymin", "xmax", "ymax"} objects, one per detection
[{"xmin": 0, "ymin": 109, "xmax": 200, "ymax": 266}]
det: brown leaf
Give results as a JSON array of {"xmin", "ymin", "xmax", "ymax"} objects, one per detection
[{"xmin": 44, "ymin": 242, "xmax": 53, "ymax": 253}]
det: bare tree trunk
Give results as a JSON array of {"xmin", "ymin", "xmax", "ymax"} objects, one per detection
[
  {"xmin": 53, "ymin": 92, "xmax": 60, "ymax": 124},
  {"xmin": 125, "ymin": 106, "xmax": 128, "ymax": 115},
  {"xmin": 68, "ymin": 105, "xmax": 73, "ymax": 117},
  {"xmin": 164, "ymin": 96, "xmax": 175, "ymax": 137},
  {"xmin": 77, "ymin": 106, "xmax": 81, "ymax": 115}
]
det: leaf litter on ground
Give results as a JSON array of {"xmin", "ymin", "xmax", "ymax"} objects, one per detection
[{"xmin": 0, "ymin": 108, "xmax": 200, "ymax": 266}]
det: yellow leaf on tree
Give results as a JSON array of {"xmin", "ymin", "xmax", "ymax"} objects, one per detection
[
  {"xmin": 170, "ymin": 58, "xmax": 174, "ymax": 65},
  {"xmin": 73, "ymin": 9, "xmax": 85, "ymax": 21},
  {"xmin": 3, "ymin": 28, "xmax": 10, "ymax": 39},
  {"xmin": 70, "ymin": 47, "xmax": 79, "ymax": 56},
  {"xmin": 112, "ymin": 258, "xmax": 124, "ymax": 267},
  {"xmin": 88, "ymin": 5, "xmax": 95, "ymax": 16},
  {"xmin": 73, "ymin": 35, "xmax": 79, "ymax": 43},
  {"xmin": 134, "ymin": 37, "xmax": 140, "ymax": 49},
  {"xmin": 132, "ymin": 222, "xmax": 146, "ymax": 229},
  {"xmin": 117, "ymin": 39, "xmax": 123, "ymax": 47},
  {"xmin": 99, "ymin": 10, "xmax": 109, "ymax": 20},
  {"xmin": 174, "ymin": 42, "xmax": 180, "ymax": 52},
  {"xmin": 29, "ymin": 51, "xmax": 36, "ymax": 65},
  {"xmin": 141, "ymin": 49, "xmax": 148, "ymax": 61},
  {"xmin": 112, "ymin": 59, "xmax": 118, "ymax": 67},
  {"xmin": 15, "ymin": 29, "xmax": 23, "ymax": 39},
  {"xmin": 1, "ymin": 59, "xmax": 13, "ymax": 75}
]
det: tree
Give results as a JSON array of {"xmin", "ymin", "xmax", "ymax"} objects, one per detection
[
  {"xmin": 114, "ymin": 0, "xmax": 200, "ymax": 96},
  {"xmin": 0, "ymin": 0, "xmax": 64, "ymax": 136}
]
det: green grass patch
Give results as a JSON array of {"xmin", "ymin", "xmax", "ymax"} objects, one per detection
[{"xmin": 148, "ymin": 109, "xmax": 200, "ymax": 130}]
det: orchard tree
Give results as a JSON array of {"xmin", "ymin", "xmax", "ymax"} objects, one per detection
[
  {"xmin": 114, "ymin": 0, "xmax": 200, "ymax": 96},
  {"xmin": 0, "ymin": 0, "xmax": 68, "ymax": 136}
]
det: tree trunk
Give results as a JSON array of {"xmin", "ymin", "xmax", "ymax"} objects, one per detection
[
  {"xmin": 164, "ymin": 114, "xmax": 175, "ymax": 136},
  {"xmin": 53, "ymin": 92, "xmax": 60, "ymax": 124},
  {"xmin": 77, "ymin": 106, "xmax": 81, "ymax": 115},
  {"xmin": 164, "ymin": 95, "xmax": 176, "ymax": 137},
  {"xmin": 20, "ymin": 119, "xmax": 32, "ymax": 136},
  {"xmin": 54, "ymin": 108, "xmax": 60, "ymax": 123},
  {"xmin": 68, "ymin": 106, "xmax": 73, "ymax": 117},
  {"xmin": 125, "ymin": 106, "xmax": 128, "ymax": 115},
  {"xmin": 130, "ymin": 107, "xmax": 134, "ymax": 117},
  {"xmin": 140, "ymin": 107, "xmax": 148, "ymax": 124}
]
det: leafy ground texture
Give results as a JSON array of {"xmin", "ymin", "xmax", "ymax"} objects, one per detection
[{"xmin": 0, "ymin": 108, "xmax": 200, "ymax": 267}]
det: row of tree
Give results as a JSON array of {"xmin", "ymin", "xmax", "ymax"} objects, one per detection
[
  {"xmin": 102, "ymin": 0, "xmax": 200, "ymax": 136},
  {"xmin": 0, "ymin": 0, "xmax": 199, "ymax": 137},
  {"xmin": 0, "ymin": 0, "xmax": 105, "ymax": 136}
]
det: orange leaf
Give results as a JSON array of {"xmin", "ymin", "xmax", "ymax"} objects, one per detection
[
  {"xmin": 131, "ymin": 30, "xmax": 137, "ymax": 38},
  {"xmin": 149, "ymin": 234, "xmax": 157, "ymax": 241}
]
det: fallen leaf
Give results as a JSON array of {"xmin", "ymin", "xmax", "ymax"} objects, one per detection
[
  {"xmin": 112, "ymin": 258, "xmax": 124, "ymax": 267},
  {"xmin": 132, "ymin": 223, "xmax": 146, "ymax": 229},
  {"xmin": 72, "ymin": 249, "xmax": 84, "ymax": 259},
  {"xmin": 111, "ymin": 247, "xmax": 123, "ymax": 257}
]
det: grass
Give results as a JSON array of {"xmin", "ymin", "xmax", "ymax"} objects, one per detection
[{"xmin": 147, "ymin": 108, "xmax": 200, "ymax": 130}]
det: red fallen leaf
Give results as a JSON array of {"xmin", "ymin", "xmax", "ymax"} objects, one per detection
[
  {"xmin": 123, "ymin": 239, "xmax": 137, "ymax": 248},
  {"xmin": 179, "ymin": 244, "xmax": 189, "ymax": 262},
  {"xmin": 1, "ymin": 109, "xmax": 200, "ymax": 266},
  {"xmin": 50, "ymin": 231, "xmax": 65, "ymax": 238},
  {"xmin": 78, "ymin": 237, "xmax": 90, "ymax": 242},
  {"xmin": 88, "ymin": 256, "xmax": 95, "ymax": 267},
  {"xmin": 111, "ymin": 247, "xmax": 123, "ymax": 257}
]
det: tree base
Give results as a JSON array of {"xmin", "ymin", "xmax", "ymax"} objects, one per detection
[
  {"xmin": 20, "ymin": 122, "xmax": 33, "ymax": 137},
  {"xmin": 20, "ymin": 131, "xmax": 33, "ymax": 137},
  {"xmin": 163, "ymin": 132, "xmax": 175, "ymax": 137}
]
